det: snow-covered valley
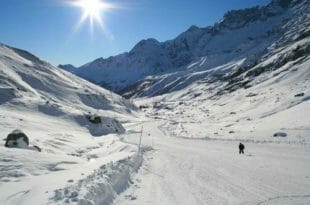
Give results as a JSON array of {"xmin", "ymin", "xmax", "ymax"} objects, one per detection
[
  {"xmin": 116, "ymin": 50, "xmax": 310, "ymax": 204},
  {"xmin": 1, "ymin": 0, "xmax": 310, "ymax": 205},
  {"xmin": 1, "ymin": 41, "xmax": 309, "ymax": 204},
  {"xmin": 115, "ymin": 121, "xmax": 310, "ymax": 205}
]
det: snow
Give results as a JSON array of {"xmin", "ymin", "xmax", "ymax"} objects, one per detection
[
  {"xmin": 1, "ymin": 0, "xmax": 310, "ymax": 205},
  {"xmin": 136, "ymin": 54, "xmax": 310, "ymax": 143},
  {"xmin": 115, "ymin": 121, "xmax": 310, "ymax": 205},
  {"xmin": 10, "ymin": 129, "xmax": 23, "ymax": 134},
  {"xmin": 114, "ymin": 54, "xmax": 310, "ymax": 204},
  {"xmin": 119, "ymin": 25, "xmax": 310, "ymax": 204},
  {"xmin": 63, "ymin": 0, "xmax": 309, "ymax": 96},
  {"xmin": 0, "ymin": 44, "xmax": 143, "ymax": 205}
]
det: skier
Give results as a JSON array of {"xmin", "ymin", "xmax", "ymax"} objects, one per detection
[{"xmin": 239, "ymin": 143, "xmax": 245, "ymax": 154}]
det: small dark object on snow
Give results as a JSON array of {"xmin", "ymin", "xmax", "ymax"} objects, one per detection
[
  {"xmin": 5, "ymin": 130, "xmax": 42, "ymax": 152},
  {"xmin": 246, "ymin": 93, "xmax": 257, "ymax": 97},
  {"xmin": 294, "ymin": 93, "xmax": 304, "ymax": 97},
  {"xmin": 273, "ymin": 132, "xmax": 287, "ymax": 137},
  {"xmin": 87, "ymin": 115, "xmax": 101, "ymax": 124},
  {"xmin": 239, "ymin": 143, "xmax": 245, "ymax": 154},
  {"xmin": 33, "ymin": 145, "xmax": 42, "ymax": 152},
  {"xmin": 139, "ymin": 105, "xmax": 149, "ymax": 109},
  {"xmin": 5, "ymin": 130, "xmax": 29, "ymax": 147}
]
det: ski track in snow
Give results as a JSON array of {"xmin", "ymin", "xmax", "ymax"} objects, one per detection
[
  {"xmin": 115, "ymin": 120, "xmax": 310, "ymax": 205},
  {"xmin": 5, "ymin": 190, "xmax": 31, "ymax": 205}
]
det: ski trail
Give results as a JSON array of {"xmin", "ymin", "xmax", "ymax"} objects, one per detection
[
  {"xmin": 5, "ymin": 190, "xmax": 30, "ymax": 205},
  {"xmin": 115, "ymin": 120, "xmax": 310, "ymax": 205}
]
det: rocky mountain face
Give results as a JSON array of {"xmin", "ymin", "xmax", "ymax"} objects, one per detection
[
  {"xmin": 61, "ymin": 0, "xmax": 310, "ymax": 98},
  {"xmin": 58, "ymin": 64, "xmax": 76, "ymax": 72}
]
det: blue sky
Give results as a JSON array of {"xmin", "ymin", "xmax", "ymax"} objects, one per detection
[{"xmin": 0, "ymin": 0, "xmax": 270, "ymax": 66}]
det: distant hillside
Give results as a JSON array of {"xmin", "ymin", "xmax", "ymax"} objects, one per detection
[{"xmin": 60, "ymin": 0, "xmax": 309, "ymax": 98}]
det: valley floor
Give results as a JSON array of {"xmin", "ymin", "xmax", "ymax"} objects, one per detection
[{"xmin": 115, "ymin": 120, "xmax": 310, "ymax": 205}]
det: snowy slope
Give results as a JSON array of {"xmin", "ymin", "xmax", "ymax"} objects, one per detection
[
  {"xmin": 0, "ymin": 44, "xmax": 144, "ymax": 205},
  {"xmin": 115, "ymin": 72, "xmax": 310, "ymax": 205},
  {"xmin": 0, "ymin": 43, "xmax": 138, "ymax": 134},
  {"xmin": 121, "ymin": 0, "xmax": 310, "ymax": 98},
  {"xmin": 1, "ymin": 0, "xmax": 310, "ymax": 204},
  {"xmin": 114, "ymin": 32, "xmax": 310, "ymax": 205},
  {"xmin": 136, "ymin": 54, "xmax": 310, "ymax": 142},
  {"xmin": 110, "ymin": 2, "xmax": 310, "ymax": 203},
  {"xmin": 62, "ymin": 0, "xmax": 309, "ymax": 97}
]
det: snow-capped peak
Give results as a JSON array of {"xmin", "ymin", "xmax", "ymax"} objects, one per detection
[{"xmin": 60, "ymin": 0, "xmax": 309, "ymax": 98}]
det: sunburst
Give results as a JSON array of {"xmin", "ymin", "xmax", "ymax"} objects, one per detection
[{"xmin": 69, "ymin": 0, "xmax": 115, "ymax": 35}]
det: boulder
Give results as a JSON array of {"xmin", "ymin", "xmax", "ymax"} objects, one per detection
[
  {"xmin": 273, "ymin": 132, "xmax": 287, "ymax": 137},
  {"xmin": 90, "ymin": 116, "xmax": 102, "ymax": 124},
  {"xmin": 86, "ymin": 114, "xmax": 102, "ymax": 124},
  {"xmin": 5, "ymin": 130, "xmax": 29, "ymax": 148},
  {"xmin": 294, "ymin": 93, "xmax": 304, "ymax": 97},
  {"xmin": 4, "ymin": 130, "xmax": 41, "ymax": 152},
  {"xmin": 139, "ymin": 105, "xmax": 149, "ymax": 109}
]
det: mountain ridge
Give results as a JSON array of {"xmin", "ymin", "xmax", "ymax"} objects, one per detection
[{"xmin": 60, "ymin": 0, "xmax": 309, "ymax": 97}]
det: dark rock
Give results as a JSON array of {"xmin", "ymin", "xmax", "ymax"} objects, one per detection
[
  {"xmin": 86, "ymin": 114, "xmax": 102, "ymax": 124},
  {"xmin": 33, "ymin": 145, "xmax": 42, "ymax": 152},
  {"xmin": 246, "ymin": 93, "xmax": 258, "ymax": 97},
  {"xmin": 139, "ymin": 105, "xmax": 149, "ymax": 109},
  {"xmin": 273, "ymin": 132, "xmax": 287, "ymax": 137},
  {"xmin": 294, "ymin": 93, "xmax": 304, "ymax": 97},
  {"xmin": 5, "ymin": 130, "xmax": 29, "ymax": 148}
]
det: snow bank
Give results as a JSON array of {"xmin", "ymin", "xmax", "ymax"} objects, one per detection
[{"xmin": 51, "ymin": 154, "xmax": 143, "ymax": 205}]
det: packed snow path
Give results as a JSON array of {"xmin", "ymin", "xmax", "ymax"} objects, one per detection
[{"xmin": 116, "ymin": 120, "xmax": 310, "ymax": 205}]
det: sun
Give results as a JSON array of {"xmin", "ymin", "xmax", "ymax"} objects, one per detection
[
  {"xmin": 75, "ymin": 0, "xmax": 106, "ymax": 20},
  {"xmin": 69, "ymin": 0, "xmax": 115, "ymax": 34}
]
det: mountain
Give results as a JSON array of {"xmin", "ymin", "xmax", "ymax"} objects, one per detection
[
  {"xmin": 0, "ymin": 43, "xmax": 140, "ymax": 136},
  {"xmin": 58, "ymin": 64, "xmax": 76, "ymax": 72},
  {"xmin": 0, "ymin": 43, "xmax": 143, "ymax": 204},
  {"xmin": 1, "ymin": 1, "xmax": 309, "ymax": 203},
  {"xmin": 118, "ymin": 2, "xmax": 310, "ymax": 202},
  {"xmin": 61, "ymin": 0, "xmax": 309, "ymax": 98}
]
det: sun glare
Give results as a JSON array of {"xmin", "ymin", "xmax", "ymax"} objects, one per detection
[
  {"xmin": 76, "ymin": 0, "xmax": 105, "ymax": 19},
  {"xmin": 69, "ymin": 0, "xmax": 116, "ymax": 36}
]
